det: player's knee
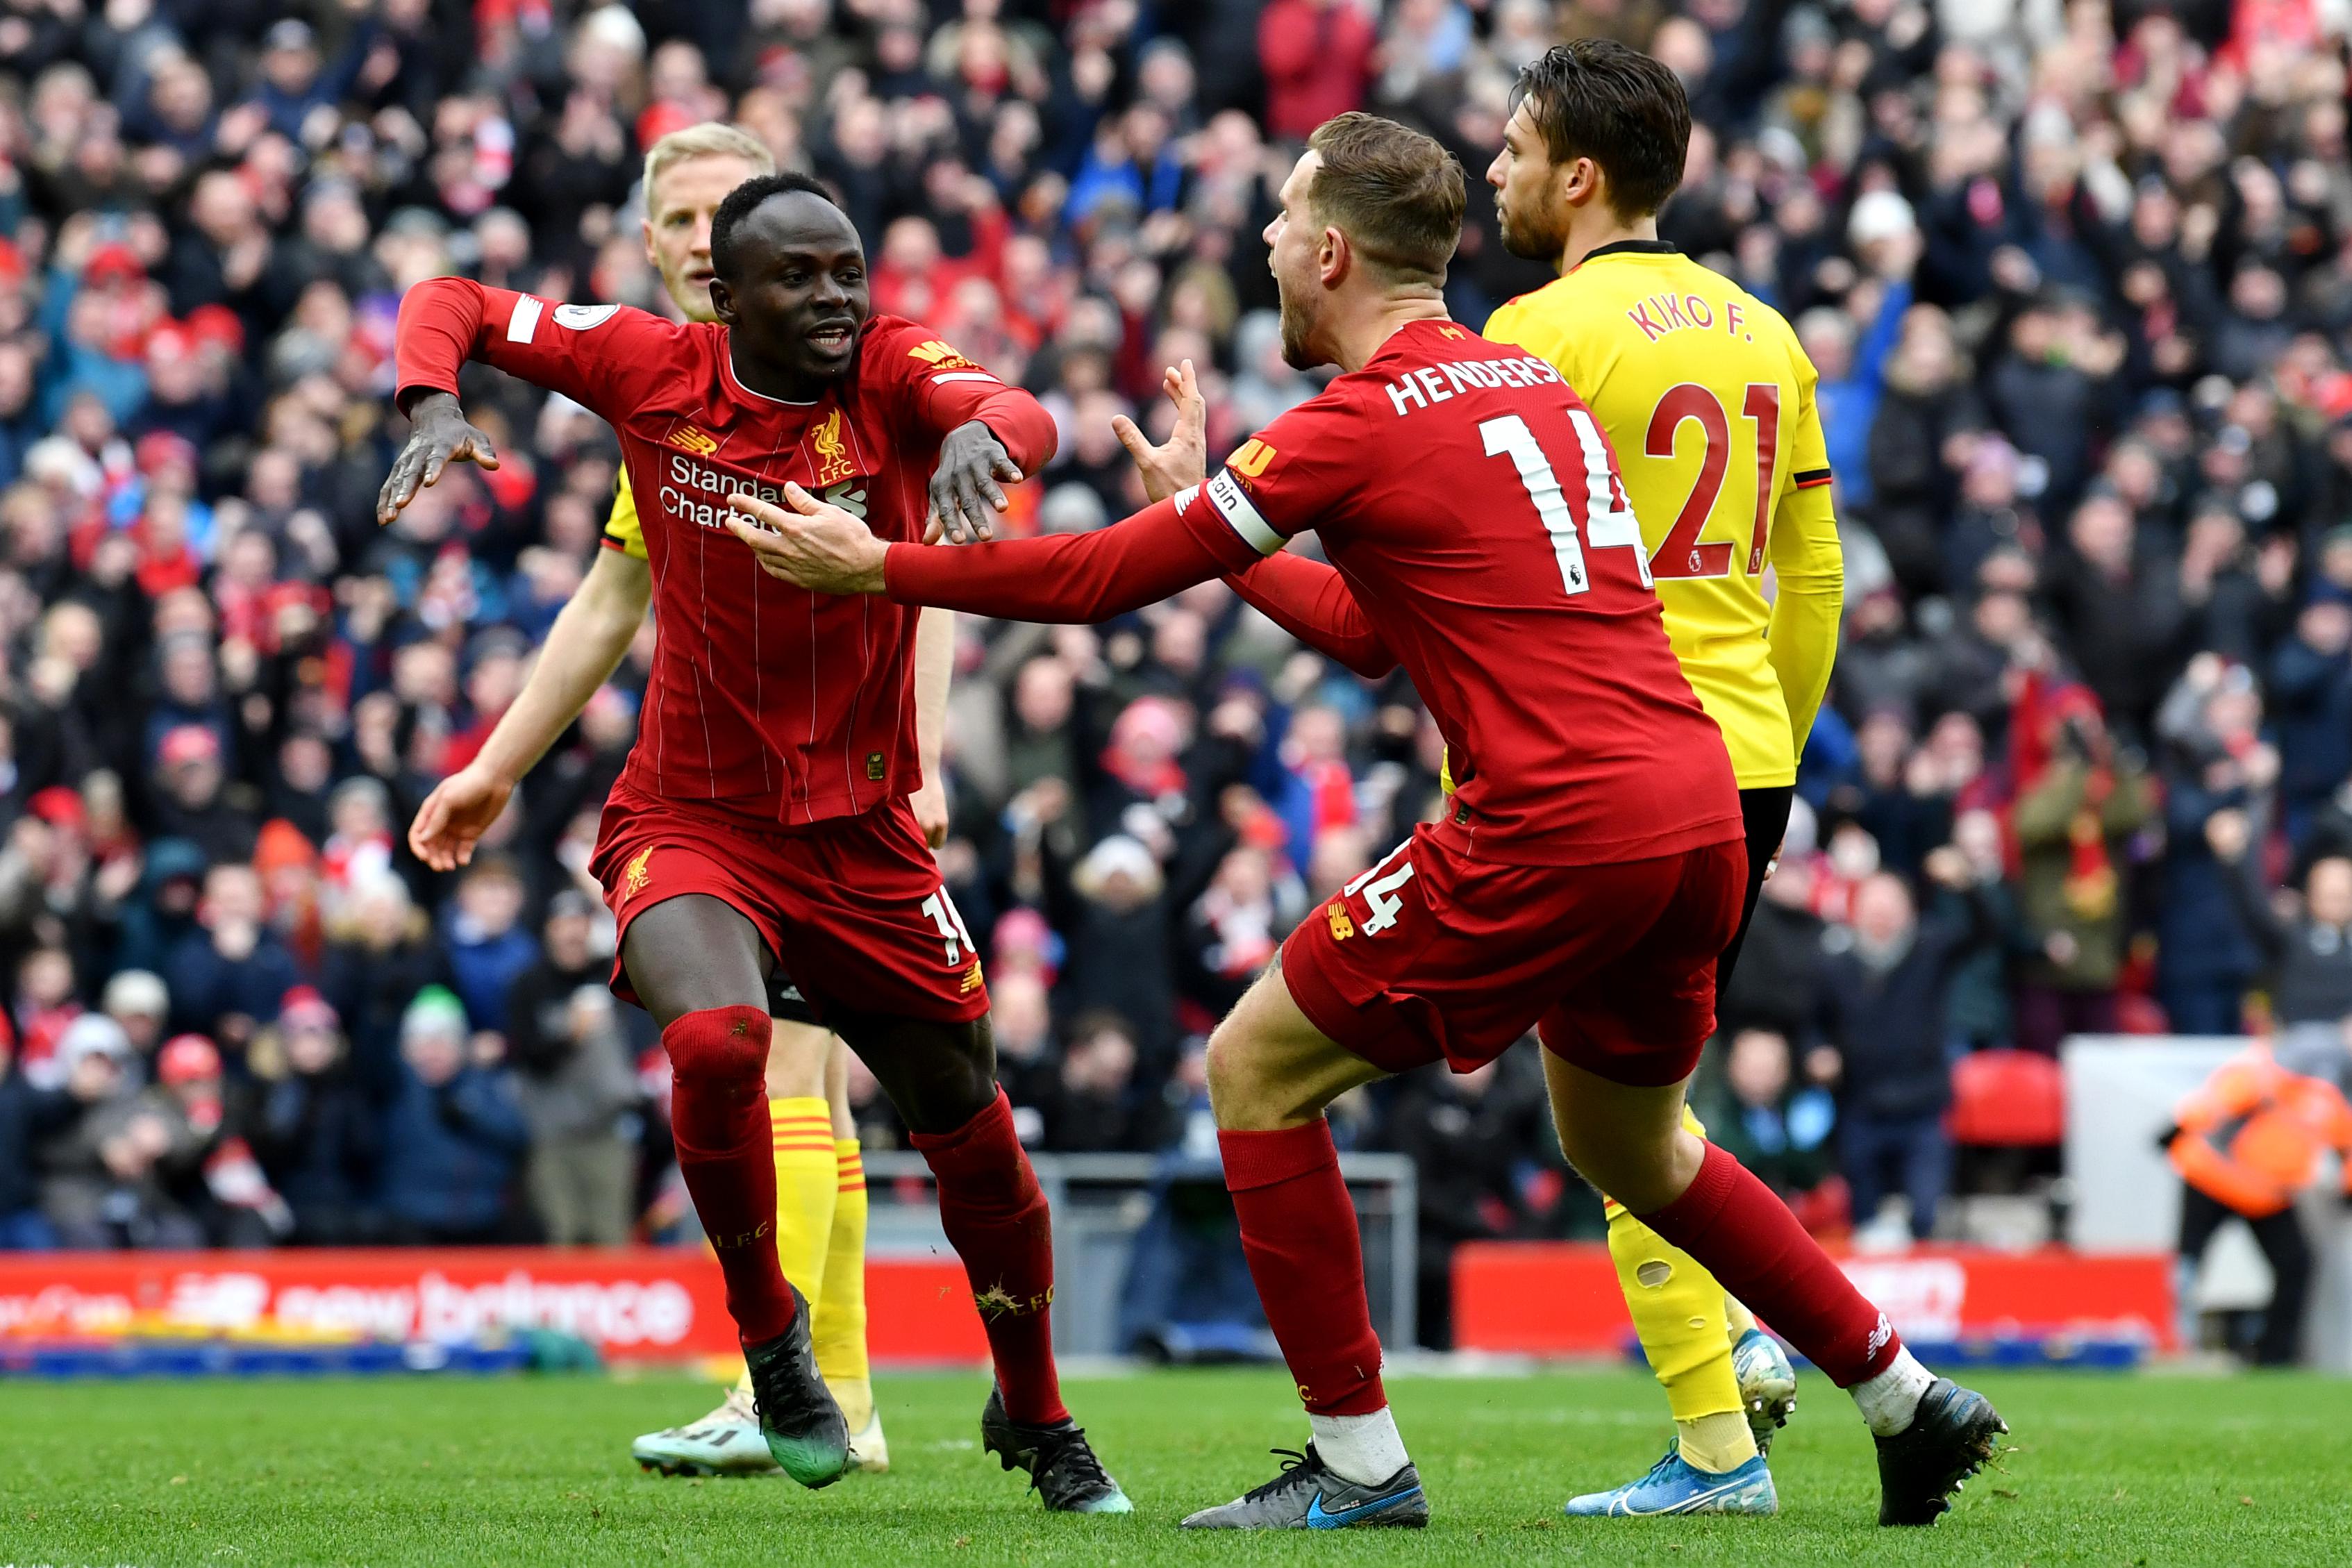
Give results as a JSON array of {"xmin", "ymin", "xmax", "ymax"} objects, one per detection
[
  {"xmin": 663, "ymin": 1006, "xmax": 772, "ymax": 1089},
  {"xmin": 1203, "ymin": 1025, "xmax": 1285, "ymax": 1130}
]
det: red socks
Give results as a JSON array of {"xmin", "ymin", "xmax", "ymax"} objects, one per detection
[
  {"xmin": 1637, "ymin": 1141, "xmax": 1901, "ymax": 1387},
  {"xmin": 911, "ymin": 1089, "xmax": 1068, "ymax": 1426},
  {"xmin": 662, "ymin": 1006, "xmax": 798, "ymax": 1345},
  {"xmin": 1219, "ymin": 1121, "xmax": 1387, "ymax": 1417}
]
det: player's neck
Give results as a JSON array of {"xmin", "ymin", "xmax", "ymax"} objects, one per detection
[
  {"xmin": 1556, "ymin": 214, "xmax": 1661, "ymax": 276},
  {"xmin": 727, "ymin": 340, "xmax": 831, "ymax": 406},
  {"xmin": 1328, "ymin": 292, "xmax": 1452, "ymax": 374}
]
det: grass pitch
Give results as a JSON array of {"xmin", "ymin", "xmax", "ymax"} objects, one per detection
[{"xmin": 2, "ymin": 1366, "xmax": 2344, "ymax": 1566}]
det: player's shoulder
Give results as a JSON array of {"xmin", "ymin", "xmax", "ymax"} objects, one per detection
[
  {"xmin": 858, "ymin": 314, "xmax": 981, "ymax": 369},
  {"xmin": 1483, "ymin": 274, "xmax": 1594, "ymax": 347}
]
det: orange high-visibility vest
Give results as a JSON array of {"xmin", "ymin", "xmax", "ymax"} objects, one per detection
[{"xmin": 2168, "ymin": 1046, "xmax": 2352, "ymax": 1219}]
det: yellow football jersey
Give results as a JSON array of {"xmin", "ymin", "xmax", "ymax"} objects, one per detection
[
  {"xmin": 601, "ymin": 467, "xmax": 648, "ymax": 561},
  {"xmin": 1484, "ymin": 242, "xmax": 1844, "ymax": 789}
]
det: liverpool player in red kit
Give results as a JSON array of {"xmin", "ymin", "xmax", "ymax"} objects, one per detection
[
  {"xmin": 726, "ymin": 118, "xmax": 2005, "ymax": 1530},
  {"xmin": 377, "ymin": 174, "xmax": 1129, "ymax": 1512}
]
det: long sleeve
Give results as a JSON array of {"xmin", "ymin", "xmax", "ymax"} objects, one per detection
[
  {"xmin": 1225, "ymin": 551, "xmax": 1397, "ymax": 678},
  {"xmin": 394, "ymin": 276, "xmax": 685, "ymax": 422},
  {"xmin": 883, "ymin": 487, "xmax": 1262, "ymax": 622},
  {"xmin": 865, "ymin": 317, "xmax": 1058, "ymax": 472},
  {"xmin": 1765, "ymin": 356, "xmax": 1843, "ymax": 752}
]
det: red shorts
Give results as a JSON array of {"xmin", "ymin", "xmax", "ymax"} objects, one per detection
[
  {"xmin": 1278, "ymin": 825, "xmax": 1746, "ymax": 1086},
  {"xmin": 590, "ymin": 783, "xmax": 987, "ymax": 1025}
]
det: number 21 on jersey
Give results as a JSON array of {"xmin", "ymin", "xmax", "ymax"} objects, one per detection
[
  {"xmin": 1480, "ymin": 410, "xmax": 1651, "ymax": 599},
  {"xmin": 1644, "ymin": 381, "xmax": 1782, "ymax": 581}
]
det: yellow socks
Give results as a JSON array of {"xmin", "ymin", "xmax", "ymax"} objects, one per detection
[
  {"xmin": 1606, "ymin": 1201, "xmax": 1759, "ymax": 1475},
  {"xmin": 813, "ymin": 1136, "xmax": 874, "ymax": 1431},
  {"xmin": 770, "ymin": 1097, "xmax": 840, "ymax": 1303}
]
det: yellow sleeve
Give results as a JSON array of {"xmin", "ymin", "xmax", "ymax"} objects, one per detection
[
  {"xmin": 1764, "ymin": 353, "xmax": 1841, "ymax": 754},
  {"xmin": 602, "ymin": 467, "xmax": 647, "ymax": 561}
]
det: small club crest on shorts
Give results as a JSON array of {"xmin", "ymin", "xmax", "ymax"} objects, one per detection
[
  {"xmin": 620, "ymin": 846, "xmax": 654, "ymax": 904},
  {"xmin": 866, "ymin": 751, "xmax": 887, "ymax": 781}
]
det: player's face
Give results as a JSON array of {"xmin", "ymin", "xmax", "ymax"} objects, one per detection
[
  {"xmin": 1489, "ymin": 99, "xmax": 1572, "ymax": 263},
  {"xmin": 710, "ymin": 193, "xmax": 871, "ymax": 385},
  {"xmin": 643, "ymin": 153, "xmax": 765, "ymax": 324},
  {"xmin": 1264, "ymin": 151, "xmax": 1329, "ymax": 371}
]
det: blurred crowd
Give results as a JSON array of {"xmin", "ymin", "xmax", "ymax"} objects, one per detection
[{"xmin": 0, "ymin": 0, "xmax": 2349, "ymax": 1274}]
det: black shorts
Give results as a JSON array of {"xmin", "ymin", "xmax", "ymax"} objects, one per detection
[
  {"xmin": 1717, "ymin": 785, "xmax": 1795, "ymax": 992},
  {"xmin": 767, "ymin": 969, "xmax": 821, "ymax": 1026}
]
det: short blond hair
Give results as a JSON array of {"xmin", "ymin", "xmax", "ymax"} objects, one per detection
[{"xmin": 642, "ymin": 123, "xmax": 776, "ymax": 205}]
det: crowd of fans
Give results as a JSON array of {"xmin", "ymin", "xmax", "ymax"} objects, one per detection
[{"xmin": 1, "ymin": 0, "xmax": 2349, "ymax": 1275}]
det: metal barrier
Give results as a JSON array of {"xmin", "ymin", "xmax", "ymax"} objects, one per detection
[{"xmin": 858, "ymin": 1151, "xmax": 1418, "ymax": 1356}]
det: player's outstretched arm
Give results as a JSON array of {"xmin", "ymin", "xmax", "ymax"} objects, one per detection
[
  {"xmin": 725, "ymin": 479, "xmax": 1258, "ymax": 623},
  {"xmin": 408, "ymin": 547, "xmax": 652, "ymax": 871},
  {"xmin": 1226, "ymin": 553, "xmax": 1397, "ymax": 679}
]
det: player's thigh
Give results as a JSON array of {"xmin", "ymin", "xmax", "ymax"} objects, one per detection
[
  {"xmin": 824, "ymin": 1036, "xmax": 853, "ymax": 1137},
  {"xmin": 828, "ymin": 1005, "xmax": 996, "ymax": 1137},
  {"xmin": 1543, "ymin": 1049, "xmax": 1704, "ymax": 1215},
  {"xmin": 619, "ymin": 894, "xmax": 774, "ymax": 1028},
  {"xmin": 1204, "ymin": 960, "xmax": 1390, "ymax": 1131},
  {"xmin": 763, "ymin": 1016, "xmax": 834, "ymax": 1101}
]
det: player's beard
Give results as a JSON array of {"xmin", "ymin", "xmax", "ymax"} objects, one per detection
[{"xmin": 1496, "ymin": 194, "xmax": 1570, "ymax": 265}]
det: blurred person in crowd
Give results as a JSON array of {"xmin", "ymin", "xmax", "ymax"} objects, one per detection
[
  {"xmin": 1691, "ymin": 1028, "xmax": 1839, "ymax": 1210},
  {"xmin": 1059, "ymin": 833, "xmax": 1176, "ymax": 1067},
  {"xmin": 101, "ymin": 969, "xmax": 170, "ymax": 1067},
  {"xmin": 1384, "ymin": 1052, "xmax": 1551, "ymax": 1349},
  {"xmin": 441, "ymin": 854, "xmax": 537, "ymax": 1037},
  {"xmin": 2166, "ymin": 1034, "xmax": 2352, "ymax": 1364},
  {"xmin": 1044, "ymin": 1012, "xmax": 1161, "ymax": 1153},
  {"xmin": 250, "ymin": 987, "xmax": 382, "ymax": 1245},
  {"xmin": 507, "ymin": 891, "xmax": 639, "ymax": 1246},
  {"xmin": 375, "ymin": 985, "xmax": 529, "ymax": 1246},
  {"xmin": 2208, "ymin": 811, "xmax": 2352, "ymax": 1035},
  {"xmin": 987, "ymin": 966, "xmax": 1060, "ymax": 1146},
  {"xmin": 1818, "ymin": 849, "xmax": 1990, "ymax": 1243},
  {"xmin": 2011, "ymin": 693, "xmax": 2155, "ymax": 1053},
  {"xmin": 1, "ymin": 1024, "xmax": 69, "ymax": 1249},
  {"xmin": 112, "ymin": 839, "xmax": 209, "ymax": 978},
  {"xmin": 151, "ymin": 1032, "xmax": 285, "ymax": 1247},
  {"xmin": 321, "ymin": 871, "xmax": 449, "ymax": 1084},
  {"xmin": 2154, "ymin": 658, "xmax": 2274, "ymax": 1035},
  {"xmin": 2269, "ymin": 586, "xmax": 2352, "ymax": 848},
  {"xmin": 148, "ymin": 724, "xmax": 257, "ymax": 865},
  {"xmin": 165, "ymin": 862, "xmax": 299, "ymax": 1058},
  {"xmin": 37, "ymin": 1014, "xmax": 203, "ymax": 1249}
]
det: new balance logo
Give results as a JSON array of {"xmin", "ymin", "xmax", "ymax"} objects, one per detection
[{"xmin": 667, "ymin": 424, "xmax": 719, "ymax": 456}]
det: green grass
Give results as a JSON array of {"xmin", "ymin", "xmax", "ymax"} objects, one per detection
[{"xmin": 1, "ymin": 1367, "xmax": 2344, "ymax": 1565}]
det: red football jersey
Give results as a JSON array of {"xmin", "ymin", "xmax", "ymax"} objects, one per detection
[
  {"xmin": 394, "ymin": 280, "xmax": 1053, "ymax": 828},
  {"xmin": 883, "ymin": 317, "xmax": 1740, "ymax": 867}
]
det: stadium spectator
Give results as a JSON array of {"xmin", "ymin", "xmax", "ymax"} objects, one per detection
[
  {"xmin": 163, "ymin": 862, "xmax": 299, "ymax": 1059},
  {"xmin": 250, "ymin": 987, "xmax": 383, "ymax": 1246},
  {"xmin": 1691, "ymin": 1027, "xmax": 1840, "ymax": 1209},
  {"xmin": 376, "ymin": 985, "xmax": 530, "ymax": 1245},
  {"xmin": 506, "ymin": 892, "xmax": 638, "ymax": 1246},
  {"xmin": 1816, "ymin": 851, "xmax": 1990, "ymax": 1241},
  {"xmin": 37, "ymin": 1013, "xmax": 203, "ymax": 1249}
]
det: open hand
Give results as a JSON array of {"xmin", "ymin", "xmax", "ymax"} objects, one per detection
[
  {"xmin": 378, "ymin": 392, "xmax": 499, "ymax": 524},
  {"xmin": 1112, "ymin": 359, "xmax": 1207, "ymax": 505},
  {"xmin": 726, "ymin": 484, "xmax": 890, "ymax": 595},
  {"xmin": 410, "ymin": 760, "xmax": 517, "ymax": 872},
  {"xmin": 928, "ymin": 420, "xmax": 1024, "ymax": 544}
]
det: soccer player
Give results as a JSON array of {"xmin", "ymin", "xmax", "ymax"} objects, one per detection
[
  {"xmin": 724, "ymin": 111, "xmax": 2005, "ymax": 1532},
  {"xmin": 1477, "ymin": 40, "xmax": 1846, "ymax": 1515},
  {"xmin": 406, "ymin": 122, "xmax": 912, "ymax": 1481},
  {"xmin": 379, "ymin": 172, "xmax": 1130, "ymax": 1512}
]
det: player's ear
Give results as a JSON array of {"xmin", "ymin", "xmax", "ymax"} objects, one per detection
[
  {"xmin": 1319, "ymin": 225, "xmax": 1349, "ymax": 289},
  {"xmin": 1562, "ymin": 155, "xmax": 1601, "ymax": 212},
  {"xmin": 708, "ymin": 277, "xmax": 738, "ymax": 326}
]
